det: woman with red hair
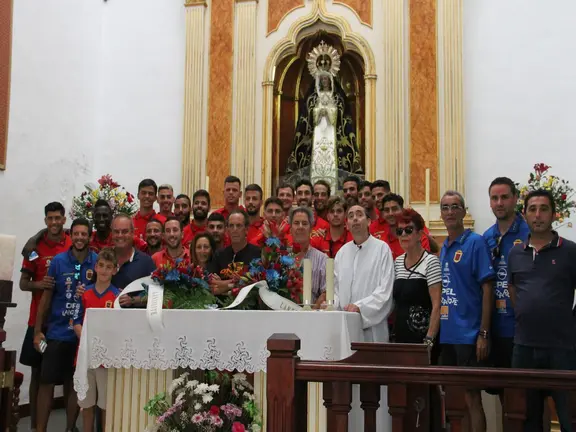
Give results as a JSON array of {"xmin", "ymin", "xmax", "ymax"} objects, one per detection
[{"xmin": 393, "ymin": 208, "xmax": 442, "ymax": 353}]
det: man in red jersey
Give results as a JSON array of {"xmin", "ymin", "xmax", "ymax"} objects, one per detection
[
  {"xmin": 250, "ymin": 197, "xmax": 291, "ymax": 247},
  {"xmin": 133, "ymin": 179, "xmax": 167, "ymax": 239},
  {"xmin": 245, "ymin": 184, "xmax": 264, "ymax": 245},
  {"xmin": 342, "ymin": 175, "xmax": 361, "ymax": 207},
  {"xmin": 214, "ymin": 176, "xmax": 244, "ymax": 220},
  {"xmin": 313, "ymin": 180, "xmax": 331, "ymax": 220},
  {"xmin": 371, "ymin": 180, "xmax": 391, "ymax": 212},
  {"xmin": 359, "ymin": 180, "xmax": 379, "ymax": 221},
  {"xmin": 143, "ymin": 219, "xmax": 164, "ymax": 256},
  {"xmin": 294, "ymin": 179, "xmax": 329, "ymax": 235},
  {"xmin": 174, "ymin": 194, "xmax": 191, "ymax": 226},
  {"xmin": 19, "ymin": 202, "xmax": 71, "ymax": 431},
  {"xmin": 183, "ymin": 190, "xmax": 210, "ymax": 247},
  {"xmin": 207, "ymin": 213, "xmax": 228, "ymax": 251},
  {"xmin": 157, "ymin": 184, "xmax": 175, "ymax": 219},
  {"xmin": 311, "ymin": 196, "xmax": 352, "ymax": 258},
  {"xmin": 275, "ymin": 182, "xmax": 295, "ymax": 218},
  {"xmin": 152, "ymin": 217, "xmax": 191, "ymax": 268}
]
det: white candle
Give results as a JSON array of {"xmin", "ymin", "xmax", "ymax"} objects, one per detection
[
  {"xmin": 0, "ymin": 234, "xmax": 16, "ymax": 281},
  {"xmin": 205, "ymin": 176, "xmax": 210, "ymax": 192},
  {"xmin": 325, "ymin": 258, "xmax": 334, "ymax": 304},
  {"xmin": 425, "ymin": 168, "xmax": 431, "ymax": 226},
  {"xmin": 303, "ymin": 258, "xmax": 312, "ymax": 306}
]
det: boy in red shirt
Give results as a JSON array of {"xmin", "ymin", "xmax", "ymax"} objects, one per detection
[{"xmin": 73, "ymin": 248, "xmax": 120, "ymax": 432}]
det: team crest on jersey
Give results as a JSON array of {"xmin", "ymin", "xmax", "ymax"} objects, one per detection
[
  {"xmin": 86, "ymin": 269, "xmax": 94, "ymax": 281},
  {"xmin": 513, "ymin": 239, "xmax": 523, "ymax": 245},
  {"xmin": 453, "ymin": 250, "xmax": 463, "ymax": 263},
  {"xmin": 105, "ymin": 300, "xmax": 113, "ymax": 308},
  {"xmin": 45, "ymin": 259, "xmax": 51, "ymax": 268}
]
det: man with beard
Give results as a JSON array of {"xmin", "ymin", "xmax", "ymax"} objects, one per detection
[
  {"xmin": 371, "ymin": 180, "xmax": 391, "ymax": 212},
  {"xmin": 91, "ymin": 200, "xmax": 147, "ymax": 253},
  {"xmin": 245, "ymin": 184, "xmax": 264, "ymax": 244},
  {"xmin": 311, "ymin": 196, "xmax": 352, "ymax": 258},
  {"xmin": 19, "ymin": 202, "xmax": 71, "ymax": 431},
  {"xmin": 313, "ymin": 180, "xmax": 331, "ymax": 220},
  {"xmin": 144, "ymin": 219, "xmax": 164, "ymax": 256},
  {"xmin": 359, "ymin": 180, "xmax": 379, "ymax": 220},
  {"xmin": 209, "ymin": 210, "xmax": 261, "ymax": 295},
  {"xmin": 207, "ymin": 213, "xmax": 227, "ymax": 251},
  {"xmin": 275, "ymin": 182, "xmax": 295, "ymax": 218},
  {"xmin": 133, "ymin": 179, "xmax": 166, "ymax": 239},
  {"xmin": 34, "ymin": 218, "xmax": 97, "ymax": 432},
  {"xmin": 183, "ymin": 190, "xmax": 210, "ymax": 247},
  {"xmin": 152, "ymin": 217, "xmax": 191, "ymax": 268},
  {"xmin": 174, "ymin": 194, "xmax": 191, "ymax": 225},
  {"xmin": 294, "ymin": 179, "xmax": 329, "ymax": 234},
  {"xmin": 342, "ymin": 175, "xmax": 361, "ymax": 206},
  {"xmin": 250, "ymin": 197, "xmax": 290, "ymax": 247},
  {"xmin": 214, "ymin": 176, "xmax": 244, "ymax": 220},
  {"xmin": 158, "ymin": 184, "xmax": 175, "ymax": 218}
]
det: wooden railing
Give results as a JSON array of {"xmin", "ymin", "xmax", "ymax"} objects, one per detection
[{"xmin": 266, "ymin": 333, "xmax": 576, "ymax": 432}]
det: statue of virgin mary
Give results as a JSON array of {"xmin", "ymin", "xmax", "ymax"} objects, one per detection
[{"xmin": 284, "ymin": 42, "xmax": 363, "ymax": 190}]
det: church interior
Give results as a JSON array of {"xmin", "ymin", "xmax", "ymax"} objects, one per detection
[{"xmin": 1, "ymin": 0, "xmax": 575, "ymax": 430}]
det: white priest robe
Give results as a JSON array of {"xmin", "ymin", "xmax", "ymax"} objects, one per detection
[
  {"xmin": 334, "ymin": 235, "xmax": 394, "ymax": 432},
  {"xmin": 334, "ymin": 235, "xmax": 395, "ymax": 342}
]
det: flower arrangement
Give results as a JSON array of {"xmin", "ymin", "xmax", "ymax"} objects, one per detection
[
  {"xmin": 144, "ymin": 371, "xmax": 261, "ymax": 432},
  {"xmin": 516, "ymin": 163, "xmax": 576, "ymax": 226},
  {"xmin": 70, "ymin": 174, "xmax": 137, "ymax": 220},
  {"xmin": 220, "ymin": 236, "xmax": 304, "ymax": 309},
  {"xmin": 147, "ymin": 259, "xmax": 220, "ymax": 309}
]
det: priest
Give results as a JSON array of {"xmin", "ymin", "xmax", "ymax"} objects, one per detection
[{"xmin": 334, "ymin": 204, "xmax": 394, "ymax": 342}]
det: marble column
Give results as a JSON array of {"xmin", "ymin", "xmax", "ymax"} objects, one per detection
[
  {"xmin": 181, "ymin": 0, "xmax": 209, "ymax": 197},
  {"xmin": 231, "ymin": 0, "xmax": 258, "ymax": 186}
]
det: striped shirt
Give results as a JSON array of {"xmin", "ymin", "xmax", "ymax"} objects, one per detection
[
  {"xmin": 394, "ymin": 252, "xmax": 442, "ymax": 286},
  {"xmin": 305, "ymin": 246, "xmax": 328, "ymax": 302}
]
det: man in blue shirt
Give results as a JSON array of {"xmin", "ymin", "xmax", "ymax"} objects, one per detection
[
  {"xmin": 483, "ymin": 178, "xmax": 529, "ymax": 393},
  {"xmin": 439, "ymin": 190, "xmax": 495, "ymax": 432},
  {"xmin": 33, "ymin": 218, "xmax": 97, "ymax": 432}
]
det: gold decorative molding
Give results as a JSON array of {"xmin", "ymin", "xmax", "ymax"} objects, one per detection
[
  {"xmin": 261, "ymin": 0, "xmax": 377, "ymax": 197},
  {"xmin": 231, "ymin": 0, "xmax": 258, "ymax": 185},
  {"xmin": 184, "ymin": 0, "xmax": 206, "ymax": 6},
  {"xmin": 181, "ymin": 1, "xmax": 208, "ymax": 196},
  {"xmin": 333, "ymin": 0, "xmax": 373, "ymax": 28},
  {"xmin": 0, "ymin": 0, "xmax": 13, "ymax": 171}
]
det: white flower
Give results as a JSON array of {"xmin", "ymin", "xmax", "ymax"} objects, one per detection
[
  {"xmin": 251, "ymin": 425, "xmax": 261, "ymax": 432},
  {"xmin": 194, "ymin": 403, "xmax": 202, "ymax": 410},
  {"xmin": 175, "ymin": 392, "xmax": 185, "ymax": 404},
  {"xmin": 208, "ymin": 384, "xmax": 220, "ymax": 393},
  {"xmin": 202, "ymin": 394, "xmax": 213, "ymax": 404},
  {"xmin": 186, "ymin": 379, "xmax": 199, "ymax": 390},
  {"xmin": 194, "ymin": 383, "xmax": 209, "ymax": 395},
  {"xmin": 233, "ymin": 373, "xmax": 247, "ymax": 382}
]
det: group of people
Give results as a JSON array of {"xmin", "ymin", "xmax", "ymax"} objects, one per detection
[{"xmin": 17, "ymin": 174, "xmax": 576, "ymax": 432}]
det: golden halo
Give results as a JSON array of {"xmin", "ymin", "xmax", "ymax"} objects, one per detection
[{"xmin": 307, "ymin": 41, "xmax": 341, "ymax": 77}]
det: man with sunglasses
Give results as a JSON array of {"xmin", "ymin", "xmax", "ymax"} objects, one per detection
[
  {"xmin": 483, "ymin": 178, "xmax": 529, "ymax": 391},
  {"xmin": 439, "ymin": 190, "xmax": 495, "ymax": 432}
]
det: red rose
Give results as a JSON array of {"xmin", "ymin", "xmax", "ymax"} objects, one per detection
[
  {"xmin": 86, "ymin": 202, "xmax": 92, "ymax": 208},
  {"xmin": 562, "ymin": 193, "xmax": 567, "ymax": 200},
  {"xmin": 232, "ymin": 422, "xmax": 246, "ymax": 432},
  {"xmin": 127, "ymin": 194, "xmax": 134, "ymax": 203},
  {"xmin": 231, "ymin": 288, "xmax": 240, "ymax": 297},
  {"xmin": 210, "ymin": 405, "xmax": 220, "ymax": 416}
]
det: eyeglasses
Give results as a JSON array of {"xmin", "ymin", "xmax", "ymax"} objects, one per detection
[
  {"xmin": 440, "ymin": 204, "xmax": 463, "ymax": 212},
  {"xmin": 396, "ymin": 226, "xmax": 415, "ymax": 236}
]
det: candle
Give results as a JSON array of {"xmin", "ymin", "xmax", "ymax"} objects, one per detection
[
  {"xmin": 425, "ymin": 168, "xmax": 431, "ymax": 226},
  {"xmin": 0, "ymin": 234, "xmax": 16, "ymax": 281},
  {"xmin": 325, "ymin": 258, "xmax": 334, "ymax": 303},
  {"xmin": 205, "ymin": 176, "xmax": 210, "ymax": 192},
  {"xmin": 303, "ymin": 258, "xmax": 312, "ymax": 308}
]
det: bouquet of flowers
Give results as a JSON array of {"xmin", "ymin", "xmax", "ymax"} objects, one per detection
[
  {"xmin": 516, "ymin": 163, "xmax": 576, "ymax": 227},
  {"xmin": 144, "ymin": 371, "xmax": 261, "ymax": 432},
  {"xmin": 70, "ymin": 174, "xmax": 137, "ymax": 220},
  {"xmin": 220, "ymin": 236, "xmax": 304, "ymax": 309},
  {"xmin": 147, "ymin": 259, "xmax": 220, "ymax": 309}
]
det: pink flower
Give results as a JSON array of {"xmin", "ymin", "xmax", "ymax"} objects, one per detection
[
  {"xmin": 211, "ymin": 416, "xmax": 224, "ymax": 427},
  {"xmin": 191, "ymin": 413, "xmax": 204, "ymax": 424},
  {"xmin": 232, "ymin": 422, "xmax": 246, "ymax": 432}
]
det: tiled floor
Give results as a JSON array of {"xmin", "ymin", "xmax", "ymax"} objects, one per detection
[{"xmin": 18, "ymin": 409, "xmax": 82, "ymax": 431}]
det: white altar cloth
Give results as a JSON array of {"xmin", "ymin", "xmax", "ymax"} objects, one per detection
[{"xmin": 73, "ymin": 309, "xmax": 363, "ymax": 401}]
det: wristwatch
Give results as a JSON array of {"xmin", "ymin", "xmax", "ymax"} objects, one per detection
[
  {"xmin": 423, "ymin": 336, "xmax": 435, "ymax": 347},
  {"xmin": 479, "ymin": 329, "xmax": 489, "ymax": 339}
]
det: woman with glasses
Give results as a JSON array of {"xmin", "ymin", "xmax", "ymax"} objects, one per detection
[{"xmin": 393, "ymin": 209, "xmax": 442, "ymax": 351}]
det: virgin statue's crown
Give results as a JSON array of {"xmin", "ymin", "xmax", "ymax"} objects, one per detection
[{"xmin": 307, "ymin": 41, "xmax": 341, "ymax": 78}]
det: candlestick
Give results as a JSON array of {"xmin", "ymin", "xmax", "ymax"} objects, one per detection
[
  {"xmin": 303, "ymin": 258, "xmax": 312, "ymax": 310},
  {"xmin": 0, "ymin": 234, "xmax": 16, "ymax": 281},
  {"xmin": 425, "ymin": 168, "xmax": 431, "ymax": 226},
  {"xmin": 325, "ymin": 258, "xmax": 334, "ymax": 310}
]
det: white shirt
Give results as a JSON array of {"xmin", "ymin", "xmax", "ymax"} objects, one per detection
[{"xmin": 334, "ymin": 235, "xmax": 395, "ymax": 342}]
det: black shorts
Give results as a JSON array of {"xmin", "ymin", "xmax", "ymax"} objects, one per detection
[
  {"xmin": 485, "ymin": 337, "xmax": 514, "ymax": 395},
  {"xmin": 40, "ymin": 340, "xmax": 78, "ymax": 385},
  {"xmin": 19, "ymin": 326, "xmax": 42, "ymax": 369},
  {"xmin": 439, "ymin": 344, "xmax": 487, "ymax": 367}
]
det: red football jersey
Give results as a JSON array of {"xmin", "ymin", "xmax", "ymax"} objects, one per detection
[
  {"xmin": 133, "ymin": 210, "xmax": 167, "ymax": 240},
  {"xmin": 182, "ymin": 220, "xmax": 207, "ymax": 248},
  {"xmin": 310, "ymin": 229, "xmax": 353, "ymax": 258}
]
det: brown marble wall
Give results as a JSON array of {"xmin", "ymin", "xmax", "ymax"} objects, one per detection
[
  {"xmin": 267, "ymin": 0, "xmax": 304, "ymax": 35},
  {"xmin": 409, "ymin": 0, "xmax": 438, "ymax": 202},
  {"xmin": 0, "ymin": 0, "xmax": 12, "ymax": 170},
  {"xmin": 207, "ymin": 0, "xmax": 234, "ymax": 207},
  {"xmin": 334, "ymin": 0, "xmax": 372, "ymax": 27}
]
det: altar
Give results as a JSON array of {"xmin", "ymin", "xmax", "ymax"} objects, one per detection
[{"xmin": 73, "ymin": 309, "xmax": 366, "ymax": 431}]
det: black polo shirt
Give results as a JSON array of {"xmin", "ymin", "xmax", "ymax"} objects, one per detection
[
  {"xmin": 112, "ymin": 249, "xmax": 156, "ymax": 289},
  {"xmin": 208, "ymin": 243, "xmax": 261, "ymax": 276},
  {"xmin": 508, "ymin": 233, "xmax": 576, "ymax": 349}
]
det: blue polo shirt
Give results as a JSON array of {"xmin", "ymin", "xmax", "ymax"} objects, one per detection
[
  {"xmin": 439, "ymin": 230, "xmax": 496, "ymax": 344},
  {"xmin": 483, "ymin": 213, "xmax": 530, "ymax": 338},
  {"xmin": 111, "ymin": 249, "xmax": 155, "ymax": 290},
  {"xmin": 46, "ymin": 248, "xmax": 97, "ymax": 342}
]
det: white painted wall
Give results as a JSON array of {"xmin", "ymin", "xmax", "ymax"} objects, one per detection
[
  {"xmin": 464, "ymin": 0, "xmax": 576, "ymax": 240},
  {"xmin": 0, "ymin": 0, "xmax": 185, "ymax": 404}
]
